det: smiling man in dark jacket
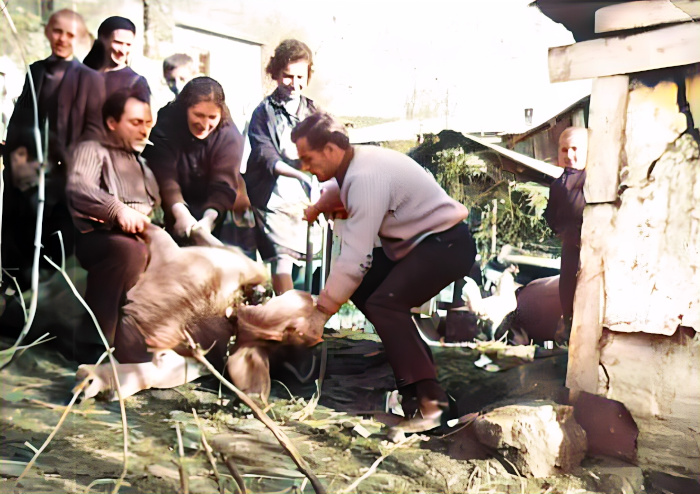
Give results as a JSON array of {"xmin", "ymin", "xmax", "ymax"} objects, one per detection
[{"xmin": 2, "ymin": 9, "xmax": 105, "ymax": 288}]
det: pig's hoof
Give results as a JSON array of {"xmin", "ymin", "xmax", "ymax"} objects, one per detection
[{"xmin": 75, "ymin": 364, "xmax": 115, "ymax": 400}]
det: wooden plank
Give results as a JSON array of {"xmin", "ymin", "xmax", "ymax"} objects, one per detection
[
  {"xmin": 584, "ymin": 75, "xmax": 629, "ymax": 204},
  {"xmin": 566, "ymin": 203, "xmax": 615, "ymax": 394},
  {"xmin": 549, "ymin": 23, "xmax": 700, "ymax": 83},
  {"xmin": 595, "ymin": 0, "xmax": 700, "ymax": 34}
]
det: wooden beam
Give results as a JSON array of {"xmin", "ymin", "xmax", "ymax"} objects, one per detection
[
  {"xmin": 595, "ymin": 1, "xmax": 700, "ymax": 34},
  {"xmin": 566, "ymin": 204, "xmax": 614, "ymax": 394},
  {"xmin": 549, "ymin": 22, "xmax": 700, "ymax": 83},
  {"xmin": 585, "ymin": 75, "xmax": 629, "ymax": 204}
]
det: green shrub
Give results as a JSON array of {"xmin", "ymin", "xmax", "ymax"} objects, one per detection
[{"xmin": 410, "ymin": 133, "xmax": 560, "ymax": 262}]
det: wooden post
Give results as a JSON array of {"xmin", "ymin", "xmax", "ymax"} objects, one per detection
[
  {"xmin": 566, "ymin": 74, "xmax": 629, "ymax": 394},
  {"xmin": 491, "ymin": 199, "xmax": 498, "ymax": 257},
  {"xmin": 594, "ymin": 1, "xmax": 700, "ymax": 34},
  {"xmin": 584, "ymin": 75, "xmax": 629, "ymax": 204},
  {"xmin": 548, "ymin": 23, "xmax": 700, "ymax": 83},
  {"xmin": 566, "ymin": 203, "xmax": 614, "ymax": 393}
]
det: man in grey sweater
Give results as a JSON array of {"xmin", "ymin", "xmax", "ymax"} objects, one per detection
[{"xmin": 292, "ymin": 111, "xmax": 476, "ymax": 431}]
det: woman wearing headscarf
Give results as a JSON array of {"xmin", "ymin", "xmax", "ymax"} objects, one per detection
[
  {"xmin": 142, "ymin": 77, "xmax": 246, "ymax": 240},
  {"xmin": 83, "ymin": 16, "xmax": 150, "ymax": 101}
]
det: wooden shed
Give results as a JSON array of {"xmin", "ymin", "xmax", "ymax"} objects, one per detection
[
  {"xmin": 541, "ymin": 0, "xmax": 700, "ymax": 476},
  {"xmin": 503, "ymin": 95, "xmax": 589, "ymax": 164}
]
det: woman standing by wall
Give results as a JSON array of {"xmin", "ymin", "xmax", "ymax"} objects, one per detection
[
  {"xmin": 83, "ymin": 16, "xmax": 150, "ymax": 101},
  {"xmin": 244, "ymin": 39, "xmax": 320, "ymax": 294},
  {"xmin": 142, "ymin": 77, "xmax": 245, "ymax": 240}
]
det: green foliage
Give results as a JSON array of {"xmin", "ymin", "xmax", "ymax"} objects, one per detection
[
  {"xmin": 1, "ymin": 6, "xmax": 47, "ymax": 65},
  {"xmin": 410, "ymin": 132, "xmax": 560, "ymax": 261},
  {"xmin": 434, "ymin": 148, "xmax": 492, "ymax": 207},
  {"xmin": 470, "ymin": 181, "xmax": 557, "ymax": 256},
  {"xmin": 513, "ymin": 182, "xmax": 550, "ymax": 218}
]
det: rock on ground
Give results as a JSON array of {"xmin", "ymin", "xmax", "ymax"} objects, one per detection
[{"xmin": 474, "ymin": 400, "xmax": 587, "ymax": 477}]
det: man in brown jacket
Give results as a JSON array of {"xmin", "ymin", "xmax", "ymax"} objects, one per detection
[{"xmin": 66, "ymin": 88, "xmax": 157, "ymax": 362}]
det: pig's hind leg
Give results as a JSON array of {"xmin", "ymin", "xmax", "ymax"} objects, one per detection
[{"xmin": 76, "ymin": 349, "xmax": 208, "ymax": 401}]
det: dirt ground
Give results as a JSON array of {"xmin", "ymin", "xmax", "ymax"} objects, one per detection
[{"xmin": 0, "ymin": 330, "xmax": 645, "ymax": 494}]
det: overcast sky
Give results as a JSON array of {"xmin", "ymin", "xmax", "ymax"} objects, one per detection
[
  {"xmin": 251, "ymin": 0, "xmax": 592, "ymax": 129},
  {"xmin": 2, "ymin": 0, "xmax": 592, "ymax": 133}
]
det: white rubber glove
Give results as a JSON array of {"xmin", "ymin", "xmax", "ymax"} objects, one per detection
[
  {"xmin": 171, "ymin": 202, "xmax": 197, "ymax": 238},
  {"xmin": 193, "ymin": 208, "xmax": 218, "ymax": 233}
]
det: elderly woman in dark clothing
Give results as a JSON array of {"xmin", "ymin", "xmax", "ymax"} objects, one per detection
[
  {"xmin": 83, "ymin": 16, "xmax": 150, "ymax": 100},
  {"xmin": 544, "ymin": 126, "xmax": 588, "ymax": 342},
  {"xmin": 142, "ymin": 77, "xmax": 246, "ymax": 240},
  {"xmin": 244, "ymin": 39, "xmax": 320, "ymax": 294}
]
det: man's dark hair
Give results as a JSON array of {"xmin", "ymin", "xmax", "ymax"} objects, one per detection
[
  {"xmin": 102, "ymin": 88, "xmax": 149, "ymax": 128},
  {"xmin": 266, "ymin": 39, "xmax": 314, "ymax": 81},
  {"xmin": 163, "ymin": 53, "xmax": 194, "ymax": 76},
  {"xmin": 174, "ymin": 76, "xmax": 232, "ymax": 128},
  {"xmin": 291, "ymin": 111, "xmax": 350, "ymax": 150}
]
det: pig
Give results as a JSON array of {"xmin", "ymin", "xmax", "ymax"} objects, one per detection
[
  {"xmin": 505, "ymin": 275, "xmax": 563, "ymax": 345},
  {"xmin": 78, "ymin": 225, "xmax": 320, "ymax": 401}
]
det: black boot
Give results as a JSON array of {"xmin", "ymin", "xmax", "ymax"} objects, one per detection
[
  {"xmin": 397, "ymin": 383, "xmax": 418, "ymax": 418},
  {"xmin": 391, "ymin": 379, "xmax": 450, "ymax": 434}
]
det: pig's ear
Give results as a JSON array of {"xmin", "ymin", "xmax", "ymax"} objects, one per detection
[{"xmin": 226, "ymin": 344, "xmax": 271, "ymax": 402}]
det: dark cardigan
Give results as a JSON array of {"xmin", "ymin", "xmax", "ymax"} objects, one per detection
[
  {"xmin": 142, "ymin": 102, "xmax": 244, "ymax": 226},
  {"xmin": 102, "ymin": 66, "xmax": 151, "ymax": 101},
  {"xmin": 4, "ymin": 57, "xmax": 105, "ymax": 167},
  {"xmin": 244, "ymin": 92, "xmax": 316, "ymax": 209},
  {"xmin": 544, "ymin": 168, "xmax": 587, "ymax": 246}
]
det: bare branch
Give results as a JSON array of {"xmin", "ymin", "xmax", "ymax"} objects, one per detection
[
  {"xmin": 41, "ymin": 256, "xmax": 130, "ymax": 494},
  {"xmin": 15, "ymin": 350, "xmax": 110, "ymax": 485},
  {"xmin": 174, "ymin": 422, "xmax": 189, "ymax": 494},
  {"xmin": 182, "ymin": 330, "xmax": 326, "ymax": 494},
  {"xmin": 1, "ymin": 269, "xmax": 28, "ymax": 322},
  {"xmin": 191, "ymin": 409, "xmax": 224, "ymax": 494},
  {"xmin": 0, "ymin": 2, "xmax": 48, "ymax": 368},
  {"xmin": 220, "ymin": 453, "xmax": 246, "ymax": 494}
]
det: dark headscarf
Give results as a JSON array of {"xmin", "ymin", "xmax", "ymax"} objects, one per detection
[{"xmin": 83, "ymin": 16, "xmax": 136, "ymax": 70}]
